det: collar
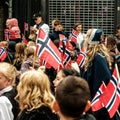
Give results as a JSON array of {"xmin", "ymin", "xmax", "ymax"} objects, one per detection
[{"xmin": 0, "ymin": 86, "xmax": 13, "ymax": 96}]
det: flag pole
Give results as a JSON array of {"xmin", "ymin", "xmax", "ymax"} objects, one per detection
[
  {"xmin": 115, "ymin": 64, "xmax": 120, "ymax": 118},
  {"xmin": 115, "ymin": 63, "xmax": 120, "ymax": 82}
]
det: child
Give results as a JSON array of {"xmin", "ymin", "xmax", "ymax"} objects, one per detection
[
  {"xmin": 16, "ymin": 69, "xmax": 59, "ymax": 120},
  {"xmin": 53, "ymin": 68, "xmax": 80, "ymax": 91},
  {"xmin": 53, "ymin": 76, "xmax": 96, "ymax": 120},
  {"xmin": 0, "ymin": 62, "xmax": 19, "ymax": 120}
]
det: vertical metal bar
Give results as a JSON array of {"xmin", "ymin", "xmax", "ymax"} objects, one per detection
[{"xmin": 8, "ymin": 0, "xmax": 12, "ymax": 18}]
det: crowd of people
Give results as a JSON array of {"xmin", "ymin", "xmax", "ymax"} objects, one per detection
[{"xmin": 0, "ymin": 11, "xmax": 120, "ymax": 120}]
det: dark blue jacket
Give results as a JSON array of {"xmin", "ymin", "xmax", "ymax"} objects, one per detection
[{"xmin": 82, "ymin": 53, "xmax": 111, "ymax": 99}]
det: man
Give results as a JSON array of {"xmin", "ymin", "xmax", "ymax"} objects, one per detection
[
  {"xmin": 53, "ymin": 76, "xmax": 96, "ymax": 120},
  {"xmin": 29, "ymin": 12, "xmax": 50, "ymax": 41}
]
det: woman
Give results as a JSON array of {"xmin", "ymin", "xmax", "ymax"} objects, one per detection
[
  {"xmin": 73, "ymin": 23, "xmax": 86, "ymax": 50},
  {"xmin": 16, "ymin": 70, "xmax": 59, "ymax": 120},
  {"xmin": 81, "ymin": 28, "xmax": 118, "ymax": 120},
  {"xmin": 53, "ymin": 68, "xmax": 80, "ymax": 91}
]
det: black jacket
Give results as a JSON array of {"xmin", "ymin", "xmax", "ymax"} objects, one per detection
[
  {"xmin": 3, "ymin": 87, "xmax": 19, "ymax": 120},
  {"xmin": 16, "ymin": 105, "xmax": 59, "ymax": 120},
  {"xmin": 79, "ymin": 113, "xmax": 96, "ymax": 120}
]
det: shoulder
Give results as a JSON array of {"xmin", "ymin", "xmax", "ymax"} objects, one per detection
[
  {"xmin": 0, "ymin": 95, "xmax": 13, "ymax": 109},
  {"xmin": 18, "ymin": 106, "xmax": 58, "ymax": 120},
  {"xmin": 80, "ymin": 113, "xmax": 96, "ymax": 120},
  {"xmin": 0, "ymin": 96, "xmax": 13, "ymax": 119},
  {"xmin": 94, "ymin": 53, "xmax": 106, "ymax": 62},
  {"xmin": 41, "ymin": 23, "xmax": 49, "ymax": 29},
  {"xmin": 0, "ymin": 96, "xmax": 10, "ymax": 103}
]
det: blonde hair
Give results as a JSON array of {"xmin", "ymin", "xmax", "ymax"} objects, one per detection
[
  {"xmin": 24, "ymin": 46, "xmax": 36, "ymax": 59},
  {"xmin": 17, "ymin": 70, "xmax": 55, "ymax": 111},
  {"xmin": 0, "ymin": 41, "xmax": 8, "ymax": 49},
  {"xmin": 83, "ymin": 29, "xmax": 111, "ymax": 70},
  {"xmin": 0, "ymin": 62, "xmax": 17, "ymax": 85}
]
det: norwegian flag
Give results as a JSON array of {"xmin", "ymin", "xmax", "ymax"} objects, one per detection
[
  {"xmin": 59, "ymin": 46, "xmax": 71, "ymax": 68},
  {"xmin": 91, "ymin": 82, "xmax": 106, "ymax": 111},
  {"xmin": 36, "ymin": 28, "xmax": 62, "ymax": 70},
  {"xmin": 91, "ymin": 64, "xmax": 120, "ymax": 118},
  {"xmin": 40, "ymin": 59, "xmax": 52, "ymax": 69},
  {"xmin": 76, "ymin": 48, "xmax": 86, "ymax": 68},
  {"xmin": 69, "ymin": 29, "xmax": 78, "ymax": 43},
  {"xmin": 22, "ymin": 34, "xmax": 28, "ymax": 44},
  {"xmin": 24, "ymin": 22, "xmax": 29, "ymax": 31},
  {"xmin": 59, "ymin": 34, "xmax": 72, "ymax": 68},
  {"xmin": 0, "ymin": 47, "xmax": 7, "ymax": 61},
  {"xmin": 100, "ymin": 65, "xmax": 120, "ymax": 118}
]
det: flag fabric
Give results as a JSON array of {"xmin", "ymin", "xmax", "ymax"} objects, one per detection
[
  {"xmin": 22, "ymin": 34, "xmax": 28, "ymax": 44},
  {"xmin": 59, "ymin": 34, "xmax": 72, "ymax": 68},
  {"xmin": 24, "ymin": 22, "xmax": 29, "ymax": 31},
  {"xmin": 40, "ymin": 59, "xmax": 52, "ymax": 69},
  {"xmin": 69, "ymin": 29, "xmax": 78, "ymax": 43},
  {"xmin": 91, "ymin": 65, "xmax": 120, "ymax": 118},
  {"xmin": 36, "ymin": 28, "xmax": 62, "ymax": 70},
  {"xmin": 100, "ymin": 65, "xmax": 120, "ymax": 118},
  {"xmin": 76, "ymin": 48, "xmax": 86, "ymax": 68},
  {"xmin": 91, "ymin": 82, "xmax": 106, "ymax": 111},
  {"xmin": 59, "ymin": 46, "xmax": 71, "ymax": 68},
  {"xmin": 0, "ymin": 47, "xmax": 7, "ymax": 61}
]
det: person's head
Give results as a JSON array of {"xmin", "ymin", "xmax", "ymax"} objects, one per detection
[
  {"xmin": 53, "ymin": 68, "xmax": 80, "ymax": 90},
  {"xmin": 16, "ymin": 70, "xmax": 55, "ymax": 111},
  {"xmin": 53, "ymin": 76, "xmax": 91, "ymax": 119},
  {"xmin": 105, "ymin": 35, "xmax": 117, "ymax": 51},
  {"xmin": 51, "ymin": 18, "xmax": 58, "ymax": 29},
  {"xmin": 0, "ymin": 62, "xmax": 17, "ymax": 90},
  {"xmin": 0, "ymin": 41, "xmax": 8, "ymax": 49},
  {"xmin": 24, "ymin": 46, "xmax": 36, "ymax": 58},
  {"xmin": 116, "ymin": 24, "xmax": 120, "ymax": 35},
  {"xmin": 84, "ymin": 28, "xmax": 111, "ymax": 70},
  {"xmin": 32, "ymin": 13, "xmax": 43, "ymax": 24},
  {"xmin": 54, "ymin": 20, "xmax": 63, "ymax": 31},
  {"xmin": 14, "ymin": 42, "xmax": 27, "ymax": 60},
  {"xmin": 73, "ymin": 23, "xmax": 83, "ymax": 33},
  {"xmin": 9, "ymin": 18, "xmax": 19, "ymax": 28},
  {"xmin": 27, "ymin": 41, "xmax": 36, "ymax": 47},
  {"xmin": 6, "ymin": 18, "xmax": 11, "ymax": 29}
]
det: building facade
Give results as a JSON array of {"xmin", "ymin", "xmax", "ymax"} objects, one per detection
[{"xmin": 0, "ymin": 0, "xmax": 120, "ymax": 40}]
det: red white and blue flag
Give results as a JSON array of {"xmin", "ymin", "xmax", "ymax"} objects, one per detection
[
  {"xmin": 22, "ymin": 34, "xmax": 28, "ymax": 44},
  {"xmin": 91, "ymin": 82, "xmax": 106, "ymax": 111},
  {"xmin": 0, "ymin": 47, "xmax": 7, "ymax": 61},
  {"xmin": 76, "ymin": 48, "xmax": 86, "ymax": 68},
  {"xmin": 36, "ymin": 28, "xmax": 62, "ymax": 70},
  {"xmin": 100, "ymin": 65, "xmax": 120, "ymax": 118},
  {"xmin": 59, "ymin": 34, "xmax": 71, "ymax": 68},
  {"xmin": 69, "ymin": 29, "xmax": 78, "ymax": 43},
  {"xmin": 91, "ymin": 64, "xmax": 120, "ymax": 118}
]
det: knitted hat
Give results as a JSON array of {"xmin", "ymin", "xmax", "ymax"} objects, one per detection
[{"xmin": 88, "ymin": 29, "xmax": 103, "ymax": 44}]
